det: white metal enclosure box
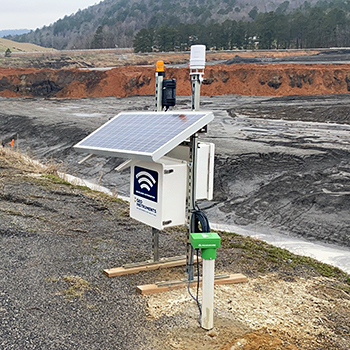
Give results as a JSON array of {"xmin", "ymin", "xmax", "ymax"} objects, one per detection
[
  {"xmin": 130, "ymin": 157, "xmax": 187, "ymax": 230},
  {"xmin": 166, "ymin": 142, "xmax": 215, "ymax": 200}
]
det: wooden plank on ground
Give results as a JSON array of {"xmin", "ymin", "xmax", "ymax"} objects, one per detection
[
  {"xmin": 103, "ymin": 256, "xmax": 200, "ymax": 278},
  {"xmin": 136, "ymin": 273, "xmax": 248, "ymax": 295}
]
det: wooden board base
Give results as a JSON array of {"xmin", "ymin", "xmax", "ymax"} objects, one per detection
[
  {"xmin": 103, "ymin": 255, "xmax": 201, "ymax": 277},
  {"xmin": 136, "ymin": 273, "xmax": 248, "ymax": 295}
]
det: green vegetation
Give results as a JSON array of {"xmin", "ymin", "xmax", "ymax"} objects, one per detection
[
  {"xmin": 6, "ymin": 0, "xmax": 350, "ymax": 51},
  {"xmin": 41, "ymin": 174, "xmax": 90, "ymax": 191},
  {"xmin": 220, "ymin": 231, "xmax": 350, "ymax": 286},
  {"xmin": 134, "ymin": 2, "xmax": 350, "ymax": 51},
  {"xmin": 41, "ymin": 174, "xmax": 72, "ymax": 186}
]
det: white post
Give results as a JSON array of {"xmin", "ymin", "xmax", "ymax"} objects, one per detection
[
  {"xmin": 201, "ymin": 259, "xmax": 215, "ymax": 330},
  {"xmin": 155, "ymin": 61, "xmax": 164, "ymax": 112},
  {"xmin": 155, "ymin": 73, "xmax": 163, "ymax": 112}
]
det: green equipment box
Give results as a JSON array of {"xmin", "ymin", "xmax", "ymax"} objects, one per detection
[{"xmin": 190, "ymin": 232, "xmax": 221, "ymax": 260}]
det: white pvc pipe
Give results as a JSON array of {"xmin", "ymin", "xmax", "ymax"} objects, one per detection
[
  {"xmin": 155, "ymin": 74, "xmax": 163, "ymax": 111},
  {"xmin": 201, "ymin": 259, "xmax": 215, "ymax": 330}
]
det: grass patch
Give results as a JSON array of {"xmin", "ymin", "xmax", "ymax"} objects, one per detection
[
  {"xmin": 42, "ymin": 174, "xmax": 77, "ymax": 186},
  {"xmin": 60, "ymin": 276, "xmax": 94, "ymax": 300},
  {"xmin": 86, "ymin": 191, "xmax": 125, "ymax": 204},
  {"xmin": 42, "ymin": 174, "xmax": 85, "ymax": 187},
  {"xmin": 220, "ymin": 231, "xmax": 350, "ymax": 285},
  {"xmin": 41, "ymin": 174, "xmax": 94, "ymax": 192},
  {"xmin": 164, "ymin": 225, "xmax": 187, "ymax": 234}
]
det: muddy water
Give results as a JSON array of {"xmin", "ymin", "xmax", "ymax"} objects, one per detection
[{"xmin": 0, "ymin": 94, "xmax": 349, "ymax": 272}]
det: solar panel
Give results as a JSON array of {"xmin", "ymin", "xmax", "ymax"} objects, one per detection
[{"xmin": 74, "ymin": 111, "xmax": 214, "ymax": 162}]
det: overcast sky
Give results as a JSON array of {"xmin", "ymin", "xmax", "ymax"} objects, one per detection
[{"xmin": 0, "ymin": 0, "xmax": 99, "ymax": 30}]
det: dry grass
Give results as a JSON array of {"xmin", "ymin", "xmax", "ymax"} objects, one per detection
[
  {"xmin": 0, "ymin": 146, "xmax": 59, "ymax": 175},
  {"xmin": 60, "ymin": 276, "xmax": 95, "ymax": 300},
  {"xmin": 0, "ymin": 37, "xmax": 54, "ymax": 53}
]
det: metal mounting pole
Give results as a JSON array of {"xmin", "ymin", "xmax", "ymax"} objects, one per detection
[
  {"xmin": 191, "ymin": 73, "xmax": 202, "ymax": 111},
  {"xmin": 155, "ymin": 61, "xmax": 165, "ymax": 112},
  {"xmin": 153, "ymin": 61, "xmax": 164, "ymax": 263},
  {"xmin": 155, "ymin": 74, "xmax": 163, "ymax": 112},
  {"xmin": 186, "ymin": 48, "xmax": 205, "ymax": 280},
  {"xmin": 186, "ymin": 132, "xmax": 198, "ymax": 280},
  {"xmin": 152, "ymin": 227, "xmax": 159, "ymax": 262}
]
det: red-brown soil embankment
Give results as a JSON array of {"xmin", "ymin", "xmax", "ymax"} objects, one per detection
[{"xmin": 1, "ymin": 63, "xmax": 350, "ymax": 98}]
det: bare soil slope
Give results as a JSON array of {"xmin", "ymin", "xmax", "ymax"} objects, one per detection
[{"xmin": 1, "ymin": 63, "xmax": 350, "ymax": 99}]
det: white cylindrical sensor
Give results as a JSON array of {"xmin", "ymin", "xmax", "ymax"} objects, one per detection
[
  {"xmin": 201, "ymin": 258, "xmax": 215, "ymax": 330},
  {"xmin": 190, "ymin": 45, "xmax": 206, "ymax": 69}
]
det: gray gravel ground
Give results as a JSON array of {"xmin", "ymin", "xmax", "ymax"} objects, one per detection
[{"xmin": 0, "ymin": 164, "xmax": 187, "ymax": 349}]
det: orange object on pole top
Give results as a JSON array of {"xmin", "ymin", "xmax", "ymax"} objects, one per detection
[
  {"xmin": 156, "ymin": 61, "xmax": 164, "ymax": 72},
  {"xmin": 10, "ymin": 139, "xmax": 14, "ymax": 147}
]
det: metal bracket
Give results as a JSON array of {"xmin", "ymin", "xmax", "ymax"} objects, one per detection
[{"xmin": 78, "ymin": 154, "xmax": 96, "ymax": 164}]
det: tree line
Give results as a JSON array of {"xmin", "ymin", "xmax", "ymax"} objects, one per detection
[{"xmin": 134, "ymin": 1, "xmax": 350, "ymax": 52}]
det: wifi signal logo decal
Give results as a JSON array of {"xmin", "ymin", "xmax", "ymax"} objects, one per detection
[
  {"xmin": 134, "ymin": 166, "xmax": 158, "ymax": 203},
  {"xmin": 136, "ymin": 171, "xmax": 156, "ymax": 191}
]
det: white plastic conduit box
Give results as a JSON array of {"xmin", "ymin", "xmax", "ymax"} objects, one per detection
[
  {"xmin": 130, "ymin": 157, "xmax": 187, "ymax": 230},
  {"xmin": 166, "ymin": 142, "xmax": 215, "ymax": 200}
]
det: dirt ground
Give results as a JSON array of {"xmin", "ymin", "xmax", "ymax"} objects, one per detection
[
  {"xmin": 2, "ymin": 63, "xmax": 350, "ymax": 99},
  {"xmin": 0, "ymin": 147, "xmax": 349, "ymax": 350}
]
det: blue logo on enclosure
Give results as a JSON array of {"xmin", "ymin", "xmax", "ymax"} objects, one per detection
[{"xmin": 134, "ymin": 166, "xmax": 158, "ymax": 203}]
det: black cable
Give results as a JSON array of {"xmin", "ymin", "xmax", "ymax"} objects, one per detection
[
  {"xmin": 196, "ymin": 248, "xmax": 201, "ymax": 321},
  {"xmin": 190, "ymin": 207, "xmax": 210, "ymax": 234},
  {"xmin": 187, "ymin": 247, "xmax": 202, "ymax": 325},
  {"xmin": 187, "ymin": 206, "xmax": 210, "ymax": 325}
]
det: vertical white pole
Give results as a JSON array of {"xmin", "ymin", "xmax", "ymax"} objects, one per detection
[
  {"xmin": 155, "ymin": 73, "xmax": 163, "ymax": 112},
  {"xmin": 191, "ymin": 74, "xmax": 201, "ymax": 111},
  {"xmin": 155, "ymin": 61, "xmax": 165, "ymax": 112},
  {"xmin": 201, "ymin": 259, "xmax": 215, "ymax": 330}
]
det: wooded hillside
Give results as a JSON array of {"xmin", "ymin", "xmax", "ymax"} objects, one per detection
[
  {"xmin": 6, "ymin": 0, "xmax": 322, "ymax": 50},
  {"xmin": 134, "ymin": 1, "xmax": 350, "ymax": 52},
  {"xmin": 7, "ymin": 0, "xmax": 349, "ymax": 51}
]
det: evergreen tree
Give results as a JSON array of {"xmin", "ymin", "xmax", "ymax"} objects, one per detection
[
  {"xmin": 91, "ymin": 26, "xmax": 104, "ymax": 49},
  {"xmin": 133, "ymin": 28, "xmax": 155, "ymax": 52},
  {"xmin": 156, "ymin": 26, "xmax": 178, "ymax": 51}
]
